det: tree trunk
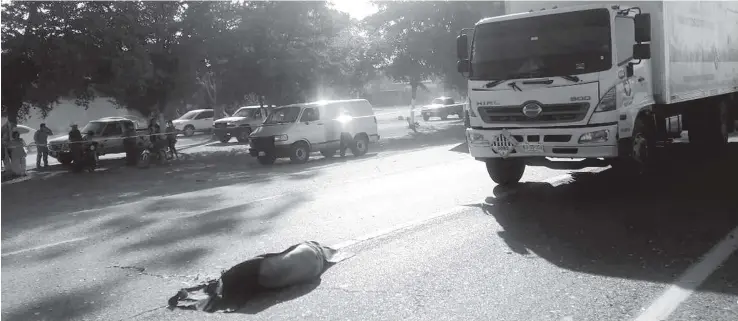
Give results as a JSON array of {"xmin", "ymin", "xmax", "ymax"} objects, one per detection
[{"xmin": 410, "ymin": 82, "xmax": 418, "ymax": 125}]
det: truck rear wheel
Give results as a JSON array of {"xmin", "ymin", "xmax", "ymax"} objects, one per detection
[
  {"xmin": 687, "ymin": 100, "xmax": 729, "ymax": 148},
  {"xmin": 485, "ymin": 159, "xmax": 525, "ymax": 186}
]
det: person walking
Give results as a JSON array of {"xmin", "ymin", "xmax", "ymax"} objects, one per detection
[{"xmin": 34, "ymin": 123, "xmax": 53, "ymax": 168}]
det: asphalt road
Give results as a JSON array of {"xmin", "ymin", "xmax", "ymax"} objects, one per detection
[{"xmin": 2, "ymin": 123, "xmax": 737, "ymax": 321}]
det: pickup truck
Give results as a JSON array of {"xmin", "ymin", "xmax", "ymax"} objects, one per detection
[
  {"xmin": 212, "ymin": 105, "xmax": 268, "ymax": 143},
  {"xmin": 421, "ymin": 97, "xmax": 466, "ymax": 121},
  {"xmin": 47, "ymin": 117, "xmax": 150, "ymax": 164}
]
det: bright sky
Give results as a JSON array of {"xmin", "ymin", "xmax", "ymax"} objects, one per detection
[{"xmin": 330, "ymin": 0, "xmax": 379, "ymax": 20}]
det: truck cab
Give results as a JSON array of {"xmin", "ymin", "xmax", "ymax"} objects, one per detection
[
  {"xmin": 47, "ymin": 117, "xmax": 141, "ymax": 164},
  {"xmin": 457, "ymin": 2, "xmax": 737, "ymax": 185}
]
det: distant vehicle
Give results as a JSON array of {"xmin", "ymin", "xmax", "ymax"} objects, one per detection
[
  {"xmin": 421, "ymin": 97, "xmax": 465, "ymax": 121},
  {"xmin": 172, "ymin": 109, "xmax": 214, "ymax": 137},
  {"xmin": 212, "ymin": 105, "xmax": 268, "ymax": 143},
  {"xmin": 248, "ymin": 99, "xmax": 380, "ymax": 165},
  {"xmin": 47, "ymin": 117, "xmax": 147, "ymax": 165}
]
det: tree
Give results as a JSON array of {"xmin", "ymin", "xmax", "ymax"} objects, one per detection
[
  {"xmin": 1, "ymin": 1, "xmax": 99, "ymax": 124},
  {"xmin": 367, "ymin": 1, "xmax": 505, "ymax": 98}
]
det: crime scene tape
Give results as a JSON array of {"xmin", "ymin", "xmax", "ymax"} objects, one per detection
[{"xmin": 4, "ymin": 103, "xmax": 468, "ymax": 149}]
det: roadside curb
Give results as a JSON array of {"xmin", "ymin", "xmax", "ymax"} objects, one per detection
[{"xmin": 176, "ymin": 136, "xmax": 217, "ymax": 151}]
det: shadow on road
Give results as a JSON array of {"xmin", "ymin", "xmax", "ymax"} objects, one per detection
[
  {"xmin": 235, "ymin": 279, "xmax": 322, "ymax": 315},
  {"xmin": 377, "ymin": 121, "xmax": 465, "ymax": 154},
  {"xmin": 478, "ymin": 142, "xmax": 738, "ymax": 295}
]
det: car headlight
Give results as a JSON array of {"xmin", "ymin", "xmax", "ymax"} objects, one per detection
[
  {"xmin": 226, "ymin": 122, "xmax": 234, "ymax": 127},
  {"xmin": 89, "ymin": 145, "xmax": 96, "ymax": 151},
  {"xmin": 274, "ymin": 134, "xmax": 288, "ymax": 142},
  {"xmin": 594, "ymin": 87, "xmax": 616, "ymax": 112},
  {"xmin": 578, "ymin": 129, "xmax": 610, "ymax": 143}
]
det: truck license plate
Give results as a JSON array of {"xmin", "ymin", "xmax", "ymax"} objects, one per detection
[{"xmin": 520, "ymin": 144, "xmax": 544, "ymax": 153}]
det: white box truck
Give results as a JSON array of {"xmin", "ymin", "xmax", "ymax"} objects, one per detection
[{"xmin": 456, "ymin": 1, "xmax": 738, "ymax": 185}]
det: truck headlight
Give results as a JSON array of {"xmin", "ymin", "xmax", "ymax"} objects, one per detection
[
  {"xmin": 274, "ymin": 134, "xmax": 288, "ymax": 142},
  {"xmin": 467, "ymin": 132, "xmax": 488, "ymax": 143},
  {"xmin": 594, "ymin": 87, "xmax": 616, "ymax": 112},
  {"xmin": 578, "ymin": 129, "xmax": 610, "ymax": 143}
]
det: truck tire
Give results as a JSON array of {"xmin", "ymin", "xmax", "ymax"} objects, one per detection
[
  {"xmin": 440, "ymin": 113, "xmax": 448, "ymax": 120},
  {"xmin": 183, "ymin": 125, "xmax": 195, "ymax": 137},
  {"xmin": 236, "ymin": 127, "xmax": 252, "ymax": 143},
  {"xmin": 257, "ymin": 154, "xmax": 276, "ymax": 165},
  {"xmin": 688, "ymin": 100, "xmax": 729, "ymax": 148},
  {"xmin": 614, "ymin": 116, "xmax": 656, "ymax": 175},
  {"xmin": 485, "ymin": 158, "xmax": 525, "ymax": 186},
  {"xmin": 422, "ymin": 114, "xmax": 430, "ymax": 121},
  {"xmin": 218, "ymin": 134, "xmax": 231, "ymax": 143},
  {"xmin": 290, "ymin": 141, "xmax": 310, "ymax": 164},
  {"xmin": 58, "ymin": 154, "xmax": 73, "ymax": 165}
]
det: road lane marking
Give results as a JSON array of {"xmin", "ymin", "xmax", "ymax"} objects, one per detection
[
  {"xmin": 333, "ymin": 206, "xmax": 469, "ymax": 250},
  {"xmin": 1, "ymin": 236, "xmax": 90, "ymax": 257},
  {"xmin": 634, "ymin": 224, "xmax": 738, "ymax": 321}
]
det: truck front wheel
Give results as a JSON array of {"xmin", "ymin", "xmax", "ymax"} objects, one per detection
[{"xmin": 486, "ymin": 158, "xmax": 525, "ymax": 186}]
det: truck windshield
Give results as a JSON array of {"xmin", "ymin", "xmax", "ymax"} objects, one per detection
[
  {"xmin": 233, "ymin": 108, "xmax": 259, "ymax": 118},
  {"xmin": 264, "ymin": 106, "xmax": 301, "ymax": 124},
  {"xmin": 81, "ymin": 121, "xmax": 106, "ymax": 135},
  {"xmin": 470, "ymin": 8, "xmax": 611, "ymax": 80}
]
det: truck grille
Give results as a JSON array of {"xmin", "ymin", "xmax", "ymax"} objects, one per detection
[
  {"xmin": 478, "ymin": 103, "xmax": 589, "ymax": 124},
  {"xmin": 250, "ymin": 136, "xmax": 275, "ymax": 151}
]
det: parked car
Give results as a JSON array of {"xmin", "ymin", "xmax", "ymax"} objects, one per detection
[
  {"xmin": 212, "ymin": 105, "xmax": 268, "ymax": 143},
  {"xmin": 47, "ymin": 117, "xmax": 148, "ymax": 165},
  {"xmin": 248, "ymin": 99, "xmax": 380, "ymax": 165},
  {"xmin": 172, "ymin": 109, "xmax": 214, "ymax": 137},
  {"xmin": 421, "ymin": 97, "xmax": 465, "ymax": 121}
]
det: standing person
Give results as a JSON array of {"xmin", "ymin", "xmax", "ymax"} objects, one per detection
[
  {"xmin": 123, "ymin": 122, "xmax": 138, "ymax": 166},
  {"xmin": 2, "ymin": 121, "xmax": 16, "ymax": 170},
  {"xmin": 148, "ymin": 117, "xmax": 161, "ymax": 150},
  {"xmin": 68, "ymin": 124, "xmax": 83, "ymax": 164},
  {"xmin": 337, "ymin": 109, "xmax": 354, "ymax": 158},
  {"xmin": 34, "ymin": 123, "xmax": 53, "ymax": 168},
  {"xmin": 9, "ymin": 131, "xmax": 27, "ymax": 177},
  {"xmin": 165, "ymin": 120, "xmax": 178, "ymax": 159}
]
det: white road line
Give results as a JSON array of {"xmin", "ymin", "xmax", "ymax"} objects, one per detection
[
  {"xmin": 634, "ymin": 224, "xmax": 738, "ymax": 321},
  {"xmin": 1, "ymin": 236, "xmax": 90, "ymax": 257},
  {"xmin": 333, "ymin": 206, "xmax": 468, "ymax": 250}
]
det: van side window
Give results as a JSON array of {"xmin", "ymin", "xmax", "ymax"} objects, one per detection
[
  {"xmin": 300, "ymin": 108, "xmax": 320, "ymax": 122},
  {"xmin": 614, "ymin": 17, "xmax": 635, "ymax": 66}
]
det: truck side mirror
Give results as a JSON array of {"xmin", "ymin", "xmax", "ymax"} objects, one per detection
[
  {"xmin": 633, "ymin": 43, "xmax": 651, "ymax": 60},
  {"xmin": 456, "ymin": 34, "xmax": 468, "ymax": 60},
  {"xmin": 457, "ymin": 59, "xmax": 470, "ymax": 75},
  {"xmin": 634, "ymin": 13, "xmax": 651, "ymax": 43}
]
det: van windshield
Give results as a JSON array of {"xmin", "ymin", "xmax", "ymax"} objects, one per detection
[{"xmin": 264, "ymin": 106, "xmax": 301, "ymax": 124}]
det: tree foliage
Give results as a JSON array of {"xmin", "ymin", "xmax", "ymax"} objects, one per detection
[{"xmin": 1, "ymin": 0, "xmax": 505, "ymax": 122}]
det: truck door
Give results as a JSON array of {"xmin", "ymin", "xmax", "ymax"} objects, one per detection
[{"xmin": 100, "ymin": 122, "xmax": 124, "ymax": 154}]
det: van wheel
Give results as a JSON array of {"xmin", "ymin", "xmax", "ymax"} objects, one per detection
[
  {"xmin": 290, "ymin": 142, "xmax": 310, "ymax": 164},
  {"xmin": 440, "ymin": 113, "xmax": 448, "ymax": 120},
  {"xmin": 422, "ymin": 114, "xmax": 430, "ymax": 121},
  {"xmin": 486, "ymin": 159, "xmax": 525, "ymax": 186},
  {"xmin": 257, "ymin": 154, "xmax": 276, "ymax": 165},
  {"xmin": 320, "ymin": 149, "xmax": 336, "ymax": 158},
  {"xmin": 351, "ymin": 135, "xmax": 369, "ymax": 156}
]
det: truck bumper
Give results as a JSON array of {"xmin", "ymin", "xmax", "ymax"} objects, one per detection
[{"xmin": 466, "ymin": 124, "xmax": 619, "ymax": 159}]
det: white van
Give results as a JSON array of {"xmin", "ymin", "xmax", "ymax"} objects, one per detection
[{"xmin": 248, "ymin": 99, "xmax": 380, "ymax": 165}]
